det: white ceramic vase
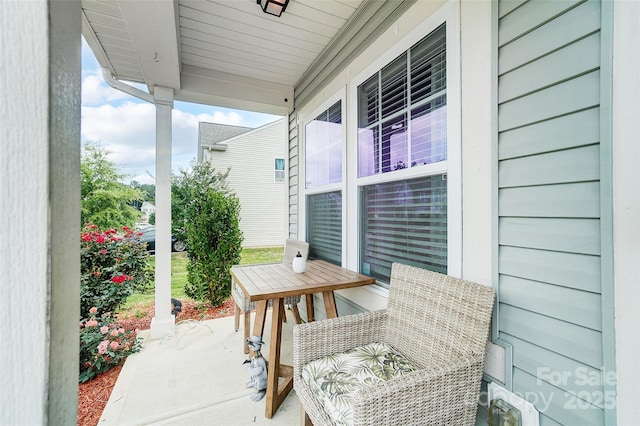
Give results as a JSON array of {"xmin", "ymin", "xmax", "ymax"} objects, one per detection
[{"xmin": 292, "ymin": 251, "xmax": 306, "ymax": 273}]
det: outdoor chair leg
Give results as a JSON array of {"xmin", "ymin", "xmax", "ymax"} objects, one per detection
[
  {"xmin": 292, "ymin": 304, "xmax": 303, "ymax": 324},
  {"xmin": 280, "ymin": 302, "xmax": 287, "ymax": 323},
  {"xmin": 234, "ymin": 302, "xmax": 240, "ymax": 332},
  {"xmin": 243, "ymin": 310, "xmax": 251, "ymax": 354}
]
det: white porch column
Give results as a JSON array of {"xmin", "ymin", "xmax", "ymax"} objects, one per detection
[{"xmin": 150, "ymin": 86, "xmax": 175, "ymax": 339}]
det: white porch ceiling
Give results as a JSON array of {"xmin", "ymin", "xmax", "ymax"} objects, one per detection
[{"xmin": 81, "ymin": 0, "xmax": 366, "ymax": 115}]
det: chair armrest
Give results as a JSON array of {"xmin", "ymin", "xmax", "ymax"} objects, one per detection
[
  {"xmin": 293, "ymin": 310, "xmax": 388, "ymax": 376},
  {"xmin": 350, "ymin": 353, "xmax": 485, "ymax": 426}
]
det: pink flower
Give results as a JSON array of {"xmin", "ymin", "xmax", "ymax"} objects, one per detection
[
  {"xmin": 110, "ymin": 329, "xmax": 120, "ymax": 337},
  {"xmin": 89, "ymin": 307, "xmax": 98, "ymax": 314},
  {"xmin": 100, "ymin": 249, "xmax": 107, "ymax": 255},
  {"xmin": 118, "ymin": 328, "xmax": 125, "ymax": 334},
  {"xmin": 109, "ymin": 341, "xmax": 120, "ymax": 350},
  {"xmin": 81, "ymin": 233, "xmax": 93, "ymax": 242},
  {"xmin": 79, "ymin": 321, "xmax": 84, "ymax": 327},
  {"xmin": 85, "ymin": 319, "xmax": 98, "ymax": 327},
  {"xmin": 100, "ymin": 326, "xmax": 109, "ymax": 334},
  {"xmin": 96, "ymin": 235, "xmax": 105, "ymax": 243},
  {"xmin": 97, "ymin": 340, "xmax": 109, "ymax": 355}
]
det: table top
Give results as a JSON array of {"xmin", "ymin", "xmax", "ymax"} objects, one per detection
[{"xmin": 231, "ymin": 260, "xmax": 376, "ymax": 301}]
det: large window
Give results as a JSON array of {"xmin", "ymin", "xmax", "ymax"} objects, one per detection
[
  {"xmin": 305, "ymin": 101, "xmax": 342, "ymax": 263},
  {"xmin": 357, "ymin": 24, "xmax": 448, "ymax": 283}
]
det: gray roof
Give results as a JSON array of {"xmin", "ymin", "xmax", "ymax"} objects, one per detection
[
  {"xmin": 197, "ymin": 122, "xmax": 254, "ymax": 163},
  {"xmin": 199, "ymin": 122, "xmax": 253, "ymax": 147}
]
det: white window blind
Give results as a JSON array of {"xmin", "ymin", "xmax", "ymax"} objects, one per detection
[
  {"xmin": 307, "ymin": 191, "xmax": 342, "ymax": 265},
  {"xmin": 361, "ymin": 174, "xmax": 447, "ymax": 284},
  {"xmin": 357, "ymin": 24, "xmax": 447, "ymax": 177}
]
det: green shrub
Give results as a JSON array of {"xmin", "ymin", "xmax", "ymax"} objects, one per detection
[
  {"xmin": 184, "ymin": 189, "xmax": 243, "ymax": 306},
  {"xmin": 80, "ymin": 223, "xmax": 151, "ymax": 318},
  {"xmin": 79, "ymin": 307, "xmax": 141, "ymax": 383}
]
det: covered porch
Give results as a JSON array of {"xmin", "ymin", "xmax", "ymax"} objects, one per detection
[{"xmin": 2, "ymin": 0, "xmax": 638, "ymax": 425}]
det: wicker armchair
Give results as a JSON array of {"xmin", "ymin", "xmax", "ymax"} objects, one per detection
[
  {"xmin": 293, "ymin": 263, "xmax": 495, "ymax": 426},
  {"xmin": 232, "ymin": 239, "xmax": 310, "ymax": 353}
]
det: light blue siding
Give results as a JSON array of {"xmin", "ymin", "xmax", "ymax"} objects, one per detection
[{"xmin": 497, "ymin": 0, "xmax": 611, "ymax": 423}]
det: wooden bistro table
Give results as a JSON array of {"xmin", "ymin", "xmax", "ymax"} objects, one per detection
[{"xmin": 230, "ymin": 259, "xmax": 375, "ymax": 418}]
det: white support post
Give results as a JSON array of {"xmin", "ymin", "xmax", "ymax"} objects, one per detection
[{"xmin": 150, "ymin": 86, "xmax": 175, "ymax": 339}]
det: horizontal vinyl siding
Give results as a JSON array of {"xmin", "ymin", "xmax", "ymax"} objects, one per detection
[
  {"xmin": 206, "ymin": 120, "xmax": 286, "ymax": 247},
  {"xmin": 288, "ymin": 114, "xmax": 299, "ymax": 239},
  {"xmin": 497, "ymin": 0, "xmax": 606, "ymax": 424}
]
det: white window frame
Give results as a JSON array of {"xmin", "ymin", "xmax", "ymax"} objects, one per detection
[
  {"xmin": 298, "ymin": 87, "xmax": 347, "ymax": 264},
  {"xmin": 274, "ymin": 157, "xmax": 285, "ymax": 183},
  {"xmin": 346, "ymin": 2, "xmax": 462, "ymax": 278}
]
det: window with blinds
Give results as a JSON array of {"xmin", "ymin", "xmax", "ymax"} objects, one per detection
[
  {"xmin": 361, "ymin": 175, "xmax": 447, "ymax": 284},
  {"xmin": 305, "ymin": 101, "xmax": 343, "ymax": 265},
  {"xmin": 357, "ymin": 24, "xmax": 446, "ymax": 177},
  {"xmin": 357, "ymin": 24, "xmax": 448, "ymax": 284},
  {"xmin": 307, "ymin": 191, "xmax": 342, "ymax": 265}
]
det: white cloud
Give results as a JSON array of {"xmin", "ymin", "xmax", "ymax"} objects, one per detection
[{"xmin": 81, "ymin": 69, "xmax": 131, "ymax": 106}]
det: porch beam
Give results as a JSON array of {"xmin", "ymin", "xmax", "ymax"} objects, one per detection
[
  {"xmin": 118, "ymin": 0, "xmax": 181, "ymax": 90},
  {"xmin": 178, "ymin": 64, "xmax": 293, "ymax": 116},
  {"xmin": 150, "ymin": 85, "xmax": 175, "ymax": 339}
]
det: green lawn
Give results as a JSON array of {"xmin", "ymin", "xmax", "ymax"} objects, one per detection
[{"xmin": 122, "ymin": 246, "xmax": 284, "ymax": 309}]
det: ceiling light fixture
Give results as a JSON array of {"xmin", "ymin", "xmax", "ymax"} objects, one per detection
[{"xmin": 257, "ymin": 0, "xmax": 289, "ymax": 17}]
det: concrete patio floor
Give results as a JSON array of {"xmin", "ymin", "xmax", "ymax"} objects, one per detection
[{"xmin": 99, "ymin": 310, "xmax": 300, "ymax": 425}]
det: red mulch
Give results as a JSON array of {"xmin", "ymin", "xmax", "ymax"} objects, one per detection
[{"xmin": 77, "ymin": 299, "xmax": 235, "ymax": 426}]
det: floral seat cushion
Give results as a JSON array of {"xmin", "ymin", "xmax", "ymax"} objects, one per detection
[{"xmin": 301, "ymin": 342, "xmax": 417, "ymax": 426}]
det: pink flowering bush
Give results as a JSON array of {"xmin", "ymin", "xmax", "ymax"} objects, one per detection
[
  {"xmin": 80, "ymin": 223, "xmax": 152, "ymax": 318},
  {"xmin": 79, "ymin": 307, "xmax": 141, "ymax": 383}
]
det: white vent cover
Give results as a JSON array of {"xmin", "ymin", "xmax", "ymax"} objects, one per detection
[{"xmin": 488, "ymin": 382, "xmax": 539, "ymax": 426}]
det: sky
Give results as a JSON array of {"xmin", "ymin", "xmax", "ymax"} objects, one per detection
[{"xmin": 81, "ymin": 38, "xmax": 281, "ymax": 185}]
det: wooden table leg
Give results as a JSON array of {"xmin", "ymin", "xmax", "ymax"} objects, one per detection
[
  {"xmin": 305, "ymin": 294, "xmax": 315, "ymax": 322},
  {"xmin": 266, "ymin": 298, "xmax": 285, "ymax": 418},
  {"xmin": 252, "ymin": 300, "xmax": 268, "ymax": 342},
  {"xmin": 322, "ymin": 291, "xmax": 338, "ymax": 319}
]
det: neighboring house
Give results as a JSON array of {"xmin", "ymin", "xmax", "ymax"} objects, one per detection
[
  {"xmin": 140, "ymin": 201, "xmax": 155, "ymax": 222},
  {"xmin": 198, "ymin": 120, "xmax": 287, "ymax": 248},
  {"xmin": 286, "ymin": 2, "xmax": 636, "ymax": 425}
]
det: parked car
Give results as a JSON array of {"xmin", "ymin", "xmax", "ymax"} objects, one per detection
[{"xmin": 137, "ymin": 226, "xmax": 186, "ymax": 253}]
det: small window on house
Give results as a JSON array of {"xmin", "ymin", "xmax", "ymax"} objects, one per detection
[{"xmin": 274, "ymin": 158, "xmax": 285, "ymax": 182}]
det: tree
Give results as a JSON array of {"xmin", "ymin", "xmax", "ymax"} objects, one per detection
[
  {"xmin": 81, "ymin": 141, "xmax": 143, "ymax": 229},
  {"xmin": 171, "ymin": 162, "xmax": 230, "ymax": 244},
  {"xmin": 130, "ymin": 180, "xmax": 155, "ymax": 204},
  {"xmin": 172, "ymin": 162, "xmax": 242, "ymax": 306},
  {"xmin": 184, "ymin": 188, "xmax": 243, "ymax": 306}
]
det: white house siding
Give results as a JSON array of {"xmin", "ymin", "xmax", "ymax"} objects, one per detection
[
  {"xmin": 497, "ymin": 0, "xmax": 614, "ymax": 424},
  {"xmin": 204, "ymin": 119, "xmax": 287, "ymax": 248}
]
